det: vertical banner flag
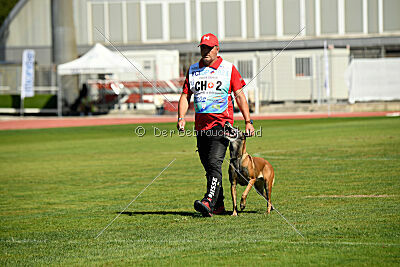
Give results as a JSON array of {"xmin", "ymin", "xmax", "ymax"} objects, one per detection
[{"xmin": 21, "ymin": 49, "xmax": 35, "ymax": 99}]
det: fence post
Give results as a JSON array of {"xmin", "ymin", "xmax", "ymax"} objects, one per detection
[
  {"xmin": 270, "ymin": 51, "xmax": 275, "ymax": 102},
  {"xmin": 254, "ymin": 52, "xmax": 260, "ymax": 114},
  {"xmin": 57, "ymin": 74, "xmax": 62, "ymax": 117},
  {"xmin": 310, "ymin": 54, "xmax": 315, "ymax": 104},
  {"xmin": 20, "ymin": 95, "xmax": 24, "ymax": 116}
]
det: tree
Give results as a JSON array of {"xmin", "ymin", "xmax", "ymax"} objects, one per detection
[{"xmin": 0, "ymin": 0, "xmax": 19, "ymax": 28}]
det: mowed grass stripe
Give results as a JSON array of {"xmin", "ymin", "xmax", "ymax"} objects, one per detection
[{"xmin": 0, "ymin": 117, "xmax": 399, "ymax": 265}]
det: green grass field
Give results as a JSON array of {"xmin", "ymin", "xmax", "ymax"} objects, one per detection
[{"xmin": 1, "ymin": 117, "xmax": 399, "ymax": 265}]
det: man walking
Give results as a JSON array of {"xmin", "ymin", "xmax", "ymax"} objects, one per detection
[{"xmin": 177, "ymin": 33, "xmax": 254, "ymax": 217}]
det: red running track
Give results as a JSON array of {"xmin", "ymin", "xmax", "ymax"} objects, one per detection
[{"xmin": 0, "ymin": 111, "xmax": 397, "ymax": 130}]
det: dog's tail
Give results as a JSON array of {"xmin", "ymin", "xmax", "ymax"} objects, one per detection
[{"xmin": 271, "ymin": 169, "xmax": 275, "ymax": 186}]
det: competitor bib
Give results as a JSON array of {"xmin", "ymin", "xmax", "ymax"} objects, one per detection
[{"xmin": 188, "ymin": 60, "xmax": 233, "ymax": 113}]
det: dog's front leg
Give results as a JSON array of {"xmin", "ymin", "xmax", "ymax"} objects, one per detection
[
  {"xmin": 231, "ymin": 181, "xmax": 238, "ymax": 216},
  {"xmin": 229, "ymin": 164, "xmax": 239, "ymax": 216},
  {"xmin": 240, "ymin": 179, "xmax": 256, "ymax": 211}
]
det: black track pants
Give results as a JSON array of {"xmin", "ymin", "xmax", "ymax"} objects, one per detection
[{"xmin": 196, "ymin": 124, "xmax": 229, "ymax": 208}]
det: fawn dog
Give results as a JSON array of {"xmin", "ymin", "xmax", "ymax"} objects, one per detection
[{"xmin": 224, "ymin": 122, "xmax": 275, "ymax": 216}]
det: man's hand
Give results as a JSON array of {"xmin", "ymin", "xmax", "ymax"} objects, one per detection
[
  {"xmin": 177, "ymin": 118, "xmax": 185, "ymax": 131},
  {"xmin": 245, "ymin": 122, "xmax": 255, "ymax": 136}
]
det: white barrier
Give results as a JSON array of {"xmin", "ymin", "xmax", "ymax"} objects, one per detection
[{"xmin": 346, "ymin": 58, "xmax": 400, "ymax": 103}]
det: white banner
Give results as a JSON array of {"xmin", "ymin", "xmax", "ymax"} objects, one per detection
[
  {"xmin": 21, "ymin": 49, "xmax": 35, "ymax": 99},
  {"xmin": 346, "ymin": 58, "xmax": 400, "ymax": 103}
]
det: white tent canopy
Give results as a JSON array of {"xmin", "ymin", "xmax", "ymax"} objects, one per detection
[{"xmin": 57, "ymin": 43, "xmax": 139, "ymax": 75}]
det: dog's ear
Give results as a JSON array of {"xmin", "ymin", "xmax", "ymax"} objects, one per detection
[
  {"xmin": 224, "ymin": 122, "xmax": 241, "ymax": 140},
  {"xmin": 224, "ymin": 121, "xmax": 233, "ymax": 128}
]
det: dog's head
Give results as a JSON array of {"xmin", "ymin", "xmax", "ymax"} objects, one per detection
[
  {"xmin": 224, "ymin": 122, "xmax": 244, "ymax": 141},
  {"xmin": 224, "ymin": 122, "xmax": 246, "ymax": 158}
]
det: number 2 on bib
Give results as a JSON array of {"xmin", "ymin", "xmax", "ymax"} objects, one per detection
[{"xmin": 216, "ymin": 81, "xmax": 222, "ymax": 91}]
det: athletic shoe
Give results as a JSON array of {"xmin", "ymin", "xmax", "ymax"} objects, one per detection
[
  {"xmin": 212, "ymin": 205, "xmax": 226, "ymax": 215},
  {"xmin": 194, "ymin": 200, "xmax": 213, "ymax": 217}
]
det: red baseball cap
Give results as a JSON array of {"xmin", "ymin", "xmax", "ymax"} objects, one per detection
[{"xmin": 198, "ymin": 33, "xmax": 219, "ymax": 47}]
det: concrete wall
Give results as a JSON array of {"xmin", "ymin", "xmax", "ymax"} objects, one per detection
[
  {"xmin": 2, "ymin": 0, "xmax": 399, "ymax": 65},
  {"xmin": 5, "ymin": 0, "xmax": 400, "ymax": 48}
]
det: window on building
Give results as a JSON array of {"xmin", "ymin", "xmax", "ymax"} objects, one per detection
[
  {"xmin": 237, "ymin": 60, "xmax": 253, "ymax": 79},
  {"xmin": 91, "ymin": 3, "xmax": 105, "ymax": 42},
  {"xmin": 383, "ymin": 0, "xmax": 400, "ymax": 31},
  {"xmin": 345, "ymin": 0, "xmax": 363, "ymax": 33},
  {"xmin": 259, "ymin": 0, "xmax": 276, "ymax": 36},
  {"xmin": 169, "ymin": 3, "xmax": 186, "ymax": 39},
  {"xmin": 146, "ymin": 3, "xmax": 163, "ymax": 39},
  {"xmin": 109, "ymin": 3, "xmax": 123, "ymax": 42},
  {"xmin": 127, "ymin": 2, "xmax": 141, "ymax": 42},
  {"xmin": 144, "ymin": 60, "xmax": 152, "ymax": 70},
  {"xmin": 295, "ymin": 57, "xmax": 312, "ymax": 77},
  {"xmin": 224, "ymin": 1, "xmax": 242, "ymax": 38},
  {"xmin": 305, "ymin": 0, "xmax": 316, "ymax": 35},
  {"xmin": 368, "ymin": 0, "xmax": 379, "ymax": 33},
  {"xmin": 201, "ymin": 2, "xmax": 218, "ymax": 35},
  {"xmin": 320, "ymin": 0, "xmax": 338, "ymax": 34},
  {"xmin": 283, "ymin": 0, "xmax": 300, "ymax": 35}
]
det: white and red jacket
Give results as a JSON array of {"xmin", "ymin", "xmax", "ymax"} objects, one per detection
[{"xmin": 182, "ymin": 56, "xmax": 246, "ymax": 131}]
